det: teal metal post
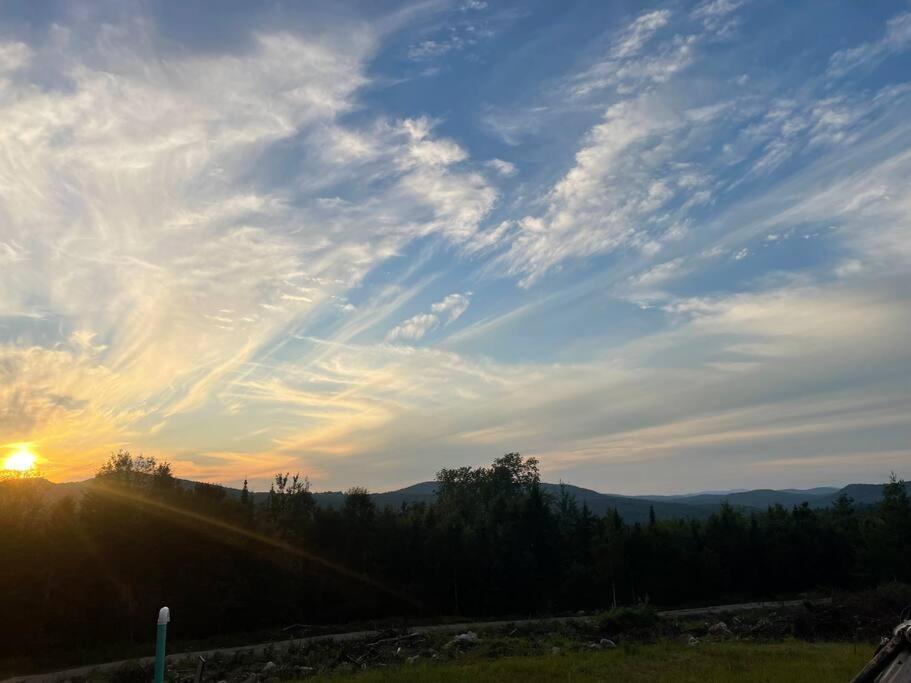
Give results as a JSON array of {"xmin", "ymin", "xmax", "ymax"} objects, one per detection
[{"xmin": 154, "ymin": 606, "xmax": 170, "ymax": 683}]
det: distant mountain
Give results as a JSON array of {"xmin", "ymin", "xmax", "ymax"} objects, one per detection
[
  {"xmin": 643, "ymin": 487, "xmax": 838, "ymax": 509},
  {"xmin": 3, "ymin": 476, "xmax": 905, "ymax": 525},
  {"xmin": 780, "ymin": 487, "xmax": 841, "ymax": 496},
  {"xmin": 812, "ymin": 483, "xmax": 907, "ymax": 507},
  {"xmin": 537, "ymin": 483, "xmax": 719, "ymax": 523},
  {"xmin": 0, "ymin": 477, "xmax": 89, "ymax": 503},
  {"xmin": 638, "ymin": 484, "xmax": 907, "ymax": 511}
]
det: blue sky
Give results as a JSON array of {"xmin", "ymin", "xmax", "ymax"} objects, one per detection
[{"xmin": 1, "ymin": 0, "xmax": 910, "ymax": 493}]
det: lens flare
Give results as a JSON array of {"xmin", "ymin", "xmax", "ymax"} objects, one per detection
[{"xmin": 3, "ymin": 448, "xmax": 37, "ymax": 472}]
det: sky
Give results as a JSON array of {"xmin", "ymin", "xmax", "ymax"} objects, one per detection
[{"xmin": 1, "ymin": 0, "xmax": 910, "ymax": 495}]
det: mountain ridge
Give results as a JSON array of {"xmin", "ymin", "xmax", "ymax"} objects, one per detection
[{"xmin": 3, "ymin": 475, "xmax": 905, "ymax": 525}]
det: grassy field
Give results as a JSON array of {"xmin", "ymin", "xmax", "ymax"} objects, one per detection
[{"xmin": 314, "ymin": 641, "xmax": 870, "ymax": 682}]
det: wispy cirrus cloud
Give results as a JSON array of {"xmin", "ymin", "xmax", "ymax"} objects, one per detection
[
  {"xmin": 828, "ymin": 11, "xmax": 911, "ymax": 77},
  {"xmin": 0, "ymin": 15, "xmax": 497, "ymax": 480},
  {"xmin": 1, "ymin": 1, "xmax": 909, "ymax": 494}
]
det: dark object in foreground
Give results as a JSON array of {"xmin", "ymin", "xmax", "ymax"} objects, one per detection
[{"xmin": 851, "ymin": 617, "xmax": 911, "ymax": 682}]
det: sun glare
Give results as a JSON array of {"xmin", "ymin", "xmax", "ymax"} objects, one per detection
[{"xmin": 3, "ymin": 448, "xmax": 37, "ymax": 473}]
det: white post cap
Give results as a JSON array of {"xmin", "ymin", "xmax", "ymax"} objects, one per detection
[{"xmin": 158, "ymin": 606, "xmax": 170, "ymax": 625}]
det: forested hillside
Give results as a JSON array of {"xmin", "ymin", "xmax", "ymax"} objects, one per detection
[
  {"xmin": 1, "ymin": 452, "xmax": 909, "ymax": 662},
  {"xmin": 8, "ymin": 471, "xmax": 905, "ymax": 525}
]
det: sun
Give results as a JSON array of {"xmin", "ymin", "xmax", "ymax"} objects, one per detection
[{"xmin": 3, "ymin": 448, "xmax": 37, "ymax": 473}]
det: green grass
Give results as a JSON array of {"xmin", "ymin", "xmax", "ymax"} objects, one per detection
[{"xmin": 313, "ymin": 641, "xmax": 870, "ymax": 682}]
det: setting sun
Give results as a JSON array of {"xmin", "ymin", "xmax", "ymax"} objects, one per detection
[{"xmin": 3, "ymin": 448, "xmax": 37, "ymax": 473}]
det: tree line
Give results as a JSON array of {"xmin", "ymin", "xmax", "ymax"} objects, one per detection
[{"xmin": 1, "ymin": 451, "xmax": 908, "ymax": 660}]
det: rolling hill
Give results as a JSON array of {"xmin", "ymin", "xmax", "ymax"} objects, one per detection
[{"xmin": 2, "ymin": 476, "xmax": 905, "ymax": 525}]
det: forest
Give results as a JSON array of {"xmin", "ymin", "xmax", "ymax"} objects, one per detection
[{"xmin": 1, "ymin": 452, "xmax": 909, "ymax": 661}]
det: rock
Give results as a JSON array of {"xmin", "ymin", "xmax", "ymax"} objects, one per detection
[
  {"xmin": 750, "ymin": 618, "xmax": 773, "ymax": 633},
  {"xmin": 600, "ymin": 638, "xmax": 617, "ymax": 648},
  {"xmin": 445, "ymin": 630, "xmax": 480, "ymax": 648},
  {"xmin": 406, "ymin": 655, "xmax": 421, "ymax": 665},
  {"xmin": 708, "ymin": 621, "xmax": 733, "ymax": 638},
  {"xmin": 262, "ymin": 661, "xmax": 276, "ymax": 673},
  {"xmin": 295, "ymin": 666, "xmax": 315, "ymax": 677},
  {"xmin": 688, "ymin": 636, "xmax": 700, "ymax": 647},
  {"xmin": 551, "ymin": 646, "xmax": 561, "ymax": 655}
]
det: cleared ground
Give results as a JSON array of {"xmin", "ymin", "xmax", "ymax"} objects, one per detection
[{"xmin": 315, "ymin": 641, "xmax": 870, "ymax": 682}]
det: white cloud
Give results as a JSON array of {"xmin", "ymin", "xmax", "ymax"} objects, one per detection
[
  {"xmin": 610, "ymin": 10, "xmax": 671, "ymax": 60},
  {"xmin": 406, "ymin": 4, "xmax": 499, "ymax": 64},
  {"xmin": 828, "ymin": 11, "xmax": 911, "ymax": 77},
  {"xmin": 408, "ymin": 37, "xmax": 463, "ymax": 61},
  {"xmin": 431, "ymin": 293, "xmax": 471, "ymax": 322},
  {"xmin": 568, "ymin": 3, "xmax": 744, "ymax": 99},
  {"xmin": 387, "ymin": 292, "xmax": 471, "ymax": 342},
  {"xmin": 629, "ymin": 258, "xmax": 686, "ymax": 287},
  {"xmin": 0, "ymin": 18, "xmax": 498, "ymax": 479},
  {"xmin": 614, "ymin": 258, "xmax": 688, "ymax": 307},
  {"xmin": 573, "ymin": 32, "xmax": 697, "ymax": 97},
  {"xmin": 495, "ymin": 96, "xmax": 685, "ymax": 285},
  {"xmin": 498, "ymin": 8, "xmax": 911, "ymax": 288},
  {"xmin": 386, "ymin": 313, "xmax": 440, "ymax": 341},
  {"xmin": 691, "ymin": 0, "xmax": 743, "ymax": 33},
  {"xmin": 268, "ymin": 280, "xmax": 911, "ymax": 491},
  {"xmin": 485, "ymin": 158, "xmax": 518, "ymax": 177},
  {"xmin": 0, "ymin": 41, "xmax": 31, "ymax": 74},
  {"xmin": 3, "ymin": 4, "xmax": 910, "ymax": 494}
]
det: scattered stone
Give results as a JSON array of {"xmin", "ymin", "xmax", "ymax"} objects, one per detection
[
  {"xmin": 551, "ymin": 646, "xmax": 561, "ymax": 655},
  {"xmin": 600, "ymin": 638, "xmax": 617, "ymax": 648},
  {"xmin": 445, "ymin": 630, "xmax": 480, "ymax": 648},
  {"xmin": 406, "ymin": 655, "xmax": 421, "ymax": 665},
  {"xmin": 262, "ymin": 661, "xmax": 277, "ymax": 673},
  {"xmin": 708, "ymin": 621, "xmax": 733, "ymax": 638},
  {"xmin": 750, "ymin": 618, "xmax": 773, "ymax": 634},
  {"xmin": 688, "ymin": 636, "xmax": 700, "ymax": 647}
]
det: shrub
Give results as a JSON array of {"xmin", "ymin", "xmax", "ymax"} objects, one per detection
[{"xmin": 596, "ymin": 606, "xmax": 661, "ymax": 635}]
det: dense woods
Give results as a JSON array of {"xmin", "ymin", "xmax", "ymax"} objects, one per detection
[{"xmin": 1, "ymin": 452, "xmax": 909, "ymax": 661}]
